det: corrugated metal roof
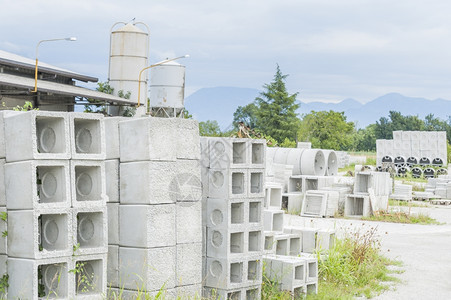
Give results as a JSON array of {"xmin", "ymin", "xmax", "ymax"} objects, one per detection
[
  {"xmin": 0, "ymin": 50, "xmax": 98, "ymax": 83},
  {"xmin": 0, "ymin": 73, "xmax": 135, "ymax": 105}
]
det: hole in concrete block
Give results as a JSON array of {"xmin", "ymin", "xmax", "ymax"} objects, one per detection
[
  {"xmin": 38, "ymin": 262, "xmax": 68, "ymax": 298},
  {"xmin": 36, "ymin": 116, "xmax": 66, "ymax": 154},
  {"xmin": 276, "ymin": 239, "xmax": 287, "ymax": 255},
  {"xmin": 209, "ymin": 260, "xmax": 223, "ymax": 278},
  {"xmin": 295, "ymin": 264, "xmax": 304, "ymax": 280},
  {"xmin": 246, "ymin": 288, "xmax": 259, "ymax": 300},
  {"xmin": 250, "ymin": 172, "xmax": 263, "ymax": 194},
  {"xmin": 272, "ymin": 212, "xmax": 284, "ymax": 231},
  {"xmin": 230, "ymin": 232, "xmax": 244, "ymax": 253},
  {"xmin": 282, "ymin": 196, "xmax": 288, "ymax": 210},
  {"xmin": 290, "ymin": 237, "xmax": 301, "ymax": 256},
  {"xmin": 37, "ymin": 165, "xmax": 66, "ymax": 203},
  {"xmin": 231, "ymin": 202, "xmax": 244, "ymax": 224},
  {"xmin": 39, "ymin": 214, "xmax": 68, "ymax": 252},
  {"xmin": 248, "ymin": 231, "xmax": 261, "ymax": 252},
  {"xmin": 306, "ymin": 283, "xmax": 317, "ymax": 295},
  {"xmin": 211, "ymin": 171, "xmax": 225, "ymax": 188},
  {"xmin": 355, "ymin": 174, "xmax": 370, "ymax": 193},
  {"xmin": 251, "ymin": 143, "xmax": 264, "ymax": 164},
  {"xmin": 210, "ymin": 209, "xmax": 224, "ymax": 226},
  {"xmin": 211, "ymin": 230, "xmax": 224, "ymax": 248},
  {"xmin": 232, "ymin": 142, "xmax": 246, "ymax": 164},
  {"xmin": 247, "ymin": 260, "xmax": 259, "ymax": 280},
  {"xmin": 249, "ymin": 202, "xmax": 261, "ymax": 223},
  {"xmin": 230, "ymin": 262, "xmax": 243, "ymax": 283},
  {"xmin": 76, "ymin": 212, "xmax": 104, "ymax": 249},
  {"xmin": 228, "ymin": 291, "xmax": 241, "ymax": 300},
  {"xmin": 75, "ymin": 166, "xmax": 101, "ymax": 201},
  {"xmin": 305, "ymin": 179, "xmax": 318, "ymax": 191},
  {"xmin": 75, "ymin": 259, "xmax": 103, "ymax": 294},
  {"xmin": 293, "ymin": 286, "xmax": 305, "ymax": 298},
  {"xmin": 74, "ymin": 118, "xmax": 101, "ymax": 154},
  {"xmin": 308, "ymin": 261, "xmax": 317, "ymax": 278},
  {"xmin": 264, "ymin": 236, "xmax": 274, "ymax": 251},
  {"xmin": 348, "ymin": 197, "xmax": 364, "ymax": 216},
  {"xmin": 231, "ymin": 172, "xmax": 244, "ymax": 195},
  {"xmin": 269, "ymin": 188, "xmax": 282, "ymax": 208},
  {"xmin": 289, "ymin": 177, "xmax": 302, "ymax": 192}
]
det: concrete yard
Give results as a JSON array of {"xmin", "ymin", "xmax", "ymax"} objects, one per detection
[{"xmin": 285, "ymin": 204, "xmax": 451, "ymax": 300}]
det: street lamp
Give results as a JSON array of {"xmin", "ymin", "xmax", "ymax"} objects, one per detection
[
  {"xmin": 32, "ymin": 37, "xmax": 77, "ymax": 93},
  {"xmin": 137, "ymin": 54, "xmax": 189, "ymax": 107}
]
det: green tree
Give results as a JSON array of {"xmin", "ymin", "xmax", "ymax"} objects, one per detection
[
  {"xmin": 232, "ymin": 103, "xmax": 258, "ymax": 130},
  {"xmin": 298, "ymin": 110, "xmax": 355, "ymax": 150},
  {"xmin": 374, "ymin": 111, "xmax": 425, "ymax": 139},
  {"xmin": 199, "ymin": 120, "xmax": 223, "ymax": 137},
  {"xmin": 354, "ymin": 124, "xmax": 376, "ymax": 151}
]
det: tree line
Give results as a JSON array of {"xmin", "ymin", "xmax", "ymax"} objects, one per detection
[{"xmin": 198, "ymin": 65, "xmax": 451, "ymax": 152}]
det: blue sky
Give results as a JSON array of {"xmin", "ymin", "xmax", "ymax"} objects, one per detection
[{"xmin": 2, "ymin": 0, "xmax": 451, "ymax": 103}]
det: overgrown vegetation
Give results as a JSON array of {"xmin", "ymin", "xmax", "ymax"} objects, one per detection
[
  {"xmin": 388, "ymin": 199, "xmax": 429, "ymax": 207},
  {"xmin": 363, "ymin": 211, "xmax": 441, "ymax": 225}
]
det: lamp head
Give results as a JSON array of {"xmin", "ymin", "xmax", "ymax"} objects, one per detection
[{"xmin": 66, "ymin": 37, "xmax": 77, "ymax": 41}]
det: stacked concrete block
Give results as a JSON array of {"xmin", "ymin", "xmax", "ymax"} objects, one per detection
[
  {"xmin": 344, "ymin": 194, "xmax": 371, "ymax": 217},
  {"xmin": 390, "ymin": 183, "xmax": 413, "ymax": 201},
  {"xmin": 350, "ymin": 170, "xmax": 390, "ymax": 213},
  {"xmin": 3, "ymin": 111, "xmax": 108, "ymax": 298},
  {"xmin": 201, "ymin": 137, "xmax": 265, "ymax": 299},
  {"xmin": 118, "ymin": 117, "xmax": 202, "ymax": 297}
]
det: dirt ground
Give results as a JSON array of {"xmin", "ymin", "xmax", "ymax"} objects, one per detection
[{"xmin": 285, "ymin": 204, "xmax": 451, "ymax": 300}]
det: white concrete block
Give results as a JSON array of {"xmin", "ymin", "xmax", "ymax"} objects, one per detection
[
  {"xmin": 71, "ymin": 253, "xmax": 107, "ymax": 299},
  {"xmin": 0, "ymin": 208, "xmax": 5, "ymax": 255},
  {"xmin": 175, "ymin": 118, "xmax": 201, "ymax": 160},
  {"xmin": 119, "ymin": 117, "xmax": 177, "ymax": 162},
  {"xmin": 301, "ymin": 228, "xmax": 318, "ymax": 253},
  {"xmin": 205, "ymin": 257, "xmax": 249, "ymax": 289},
  {"xmin": 206, "ymin": 227, "xmax": 246, "ymax": 258},
  {"xmin": 249, "ymin": 139, "xmax": 266, "ymax": 168},
  {"xmin": 119, "ymin": 204, "xmax": 176, "ymax": 248},
  {"xmin": 206, "ymin": 198, "xmax": 246, "ymax": 230},
  {"xmin": 248, "ymin": 230, "xmax": 263, "ymax": 254},
  {"xmin": 8, "ymin": 208, "xmax": 72, "ymax": 259},
  {"xmin": 264, "ymin": 231, "xmax": 276, "ymax": 254},
  {"xmin": 288, "ymin": 176, "xmax": 304, "ymax": 193},
  {"xmin": 264, "ymin": 185, "xmax": 283, "ymax": 209},
  {"xmin": 176, "ymin": 243, "xmax": 202, "ymax": 286},
  {"xmin": 175, "ymin": 159, "xmax": 202, "ymax": 202},
  {"xmin": 119, "ymin": 246, "xmax": 176, "ymax": 291},
  {"xmin": 73, "ymin": 207, "xmax": 108, "ymax": 256},
  {"xmin": 344, "ymin": 194, "xmax": 371, "ymax": 217},
  {"xmin": 317, "ymin": 229, "xmax": 335, "ymax": 252},
  {"xmin": 0, "ymin": 113, "xmax": 5, "ymax": 159},
  {"xmin": 282, "ymin": 193, "xmax": 303, "ymax": 213},
  {"xmin": 248, "ymin": 169, "xmax": 265, "ymax": 198},
  {"xmin": 8, "ymin": 256, "xmax": 72, "ymax": 299},
  {"xmin": 105, "ymin": 159, "xmax": 119, "ymax": 203},
  {"xmin": 208, "ymin": 168, "xmax": 248, "ymax": 199},
  {"xmin": 0, "ymin": 255, "xmax": 5, "ymax": 298},
  {"xmin": 263, "ymin": 210, "xmax": 284, "ymax": 232},
  {"xmin": 199, "ymin": 137, "xmax": 210, "ymax": 169},
  {"xmin": 176, "ymin": 202, "xmax": 202, "ymax": 244},
  {"xmin": 104, "ymin": 116, "xmax": 123, "ymax": 159},
  {"xmin": 120, "ymin": 161, "xmax": 177, "ymax": 205},
  {"xmin": 107, "ymin": 203, "xmax": 119, "ymax": 245},
  {"xmin": 208, "ymin": 138, "xmax": 250, "ymax": 169},
  {"xmin": 107, "ymin": 245, "xmax": 119, "ymax": 288},
  {"xmin": 176, "ymin": 284, "xmax": 202, "ymax": 299},
  {"xmin": 70, "ymin": 112, "xmax": 105, "ymax": 160},
  {"xmin": 301, "ymin": 192, "xmax": 326, "ymax": 217},
  {"xmin": 248, "ymin": 199, "xmax": 263, "ymax": 225},
  {"xmin": 264, "ymin": 255, "xmax": 306, "ymax": 292},
  {"xmin": 393, "ymin": 130, "xmax": 402, "ymax": 141},
  {"xmin": 0, "ymin": 159, "xmax": 5, "ymax": 206},
  {"xmin": 289, "ymin": 234, "xmax": 302, "ymax": 256},
  {"xmin": 71, "ymin": 160, "xmax": 107, "ymax": 207},
  {"xmin": 402, "ymin": 131, "xmax": 411, "ymax": 141},
  {"xmin": 5, "ymin": 160, "xmax": 71, "ymax": 210},
  {"xmin": 4, "ymin": 111, "xmax": 70, "ymax": 162},
  {"xmin": 274, "ymin": 234, "xmax": 289, "ymax": 256}
]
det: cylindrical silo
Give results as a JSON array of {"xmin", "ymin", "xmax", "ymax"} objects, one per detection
[
  {"xmin": 108, "ymin": 22, "xmax": 150, "ymax": 116},
  {"xmin": 149, "ymin": 61, "xmax": 186, "ymax": 117}
]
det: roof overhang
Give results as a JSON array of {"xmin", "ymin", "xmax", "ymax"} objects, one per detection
[{"xmin": 0, "ymin": 73, "xmax": 136, "ymax": 105}]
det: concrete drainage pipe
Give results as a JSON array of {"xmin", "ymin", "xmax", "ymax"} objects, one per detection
[
  {"xmin": 411, "ymin": 167, "xmax": 423, "ymax": 178},
  {"xmin": 285, "ymin": 148, "xmax": 305, "ymax": 175},
  {"xmin": 272, "ymin": 147, "xmax": 292, "ymax": 165},
  {"xmin": 394, "ymin": 156, "xmax": 405, "ymax": 168},
  {"xmin": 419, "ymin": 157, "xmax": 431, "ymax": 166},
  {"xmin": 397, "ymin": 166, "xmax": 409, "ymax": 177},
  {"xmin": 423, "ymin": 168, "xmax": 435, "ymax": 178},
  {"xmin": 382, "ymin": 155, "xmax": 393, "ymax": 163},
  {"xmin": 406, "ymin": 156, "xmax": 418, "ymax": 168},
  {"xmin": 300, "ymin": 149, "xmax": 326, "ymax": 176},
  {"xmin": 322, "ymin": 150, "xmax": 338, "ymax": 176},
  {"xmin": 437, "ymin": 168, "xmax": 448, "ymax": 176},
  {"xmin": 432, "ymin": 158, "xmax": 444, "ymax": 166}
]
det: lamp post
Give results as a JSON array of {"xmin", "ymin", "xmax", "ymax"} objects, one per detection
[
  {"xmin": 137, "ymin": 54, "xmax": 189, "ymax": 107},
  {"xmin": 32, "ymin": 37, "xmax": 77, "ymax": 93}
]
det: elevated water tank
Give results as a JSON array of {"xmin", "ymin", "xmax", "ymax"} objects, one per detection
[
  {"xmin": 108, "ymin": 22, "xmax": 150, "ymax": 114},
  {"xmin": 149, "ymin": 61, "xmax": 186, "ymax": 117}
]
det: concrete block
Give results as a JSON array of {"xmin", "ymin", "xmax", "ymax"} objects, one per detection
[
  {"xmin": 206, "ymin": 198, "xmax": 246, "ymax": 230},
  {"xmin": 393, "ymin": 130, "xmax": 402, "ymax": 141},
  {"xmin": 206, "ymin": 227, "xmax": 246, "ymax": 258},
  {"xmin": 175, "ymin": 118, "xmax": 201, "ymax": 160},
  {"xmin": 107, "ymin": 203, "xmax": 119, "ymax": 245},
  {"xmin": 203, "ymin": 286, "xmax": 242, "ymax": 300},
  {"xmin": 0, "ymin": 113, "xmax": 5, "ymax": 159},
  {"xmin": 250, "ymin": 139, "xmax": 266, "ymax": 168},
  {"xmin": 8, "ymin": 208, "xmax": 72, "ymax": 259},
  {"xmin": 282, "ymin": 193, "xmax": 303, "ymax": 213},
  {"xmin": 119, "ymin": 204, "xmax": 176, "ymax": 248},
  {"xmin": 0, "ymin": 208, "xmax": 5, "ymax": 255},
  {"xmin": 247, "ymin": 258, "xmax": 263, "ymax": 284},
  {"xmin": 8, "ymin": 256, "xmax": 72, "ymax": 299},
  {"xmin": 175, "ymin": 159, "xmax": 202, "ymax": 202},
  {"xmin": 264, "ymin": 231, "xmax": 276, "ymax": 254},
  {"xmin": 70, "ymin": 112, "xmax": 105, "ymax": 160},
  {"xmin": 71, "ymin": 253, "xmax": 107, "ymax": 299},
  {"xmin": 248, "ymin": 230, "xmax": 263, "ymax": 254},
  {"xmin": 289, "ymin": 235, "xmax": 302, "ymax": 256},
  {"xmin": 73, "ymin": 207, "xmax": 108, "ymax": 256},
  {"xmin": 205, "ymin": 257, "xmax": 247, "ymax": 289},
  {"xmin": 306, "ymin": 282, "xmax": 318, "ymax": 295},
  {"xmin": 199, "ymin": 137, "xmax": 210, "ymax": 169},
  {"xmin": 176, "ymin": 243, "xmax": 202, "ymax": 286},
  {"xmin": 71, "ymin": 160, "xmax": 107, "ymax": 207},
  {"xmin": 176, "ymin": 202, "xmax": 202, "ymax": 244},
  {"xmin": 301, "ymin": 192, "xmax": 326, "ymax": 217},
  {"xmin": 248, "ymin": 199, "xmax": 262, "ymax": 225},
  {"xmin": 4, "ymin": 111, "xmax": 70, "ymax": 162},
  {"xmin": 264, "ymin": 255, "xmax": 306, "ymax": 292},
  {"xmin": 120, "ymin": 161, "xmax": 177, "ymax": 204},
  {"xmin": 274, "ymin": 234, "xmax": 289, "ymax": 256},
  {"xmin": 176, "ymin": 284, "xmax": 202, "ymax": 299},
  {"xmin": 263, "ymin": 210, "xmax": 284, "ymax": 232},
  {"xmin": 105, "ymin": 159, "xmax": 119, "ymax": 203},
  {"xmin": 119, "ymin": 117, "xmax": 177, "ymax": 162},
  {"xmin": 317, "ymin": 229, "xmax": 335, "ymax": 252},
  {"xmin": 104, "ymin": 116, "xmax": 123, "ymax": 159},
  {"xmin": 5, "ymin": 160, "xmax": 70, "ymax": 210},
  {"xmin": 264, "ymin": 185, "xmax": 283, "ymax": 209},
  {"xmin": 288, "ymin": 176, "xmax": 303, "ymax": 193},
  {"xmin": 208, "ymin": 137, "xmax": 250, "ymax": 169},
  {"xmin": 119, "ymin": 246, "xmax": 176, "ymax": 291},
  {"xmin": 345, "ymin": 194, "xmax": 371, "ymax": 217},
  {"xmin": 107, "ymin": 245, "xmax": 119, "ymax": 288},
  {"xmin": 248, "ymin": 169, "xmax": 265, "ymax": 198},
  {"xmin": 0, "ymin": 159, "xmax": 5, "ymax": 206},
  {"xmin": 0, "ymin": 255, "xmax": 4, "ymax": 298},
  {"xmin": 208, "ymin": 168, "xmax": 248, "ymax": 199},
  {"xmin": 300, "ymin": 254, "xmax": 318, "ymax": 283},
  {"xmin": 301, "ymin": 228, "xmax": 318, "ymax": 253}
]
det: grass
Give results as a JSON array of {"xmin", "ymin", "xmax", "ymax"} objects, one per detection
[
  {"xmin": 388, "ymin": 199, "xmax": 429, "ymax": 207},
  {"xmin": 362, "ymin": 211, "xmax": 441, "ymax": 225}
]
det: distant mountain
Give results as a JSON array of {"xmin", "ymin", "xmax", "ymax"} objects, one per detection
[{"xmin": 185, "ymin": 87, "xmax": 451, "ymax": 129}]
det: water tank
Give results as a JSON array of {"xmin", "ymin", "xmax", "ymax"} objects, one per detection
[
  {"xmin": 149, "ymin": 61, "xmax": 186, "ymax": 114},
  {"xmin": 108, "ymin": 22, "xmax": 149, "ymax": 111}
]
